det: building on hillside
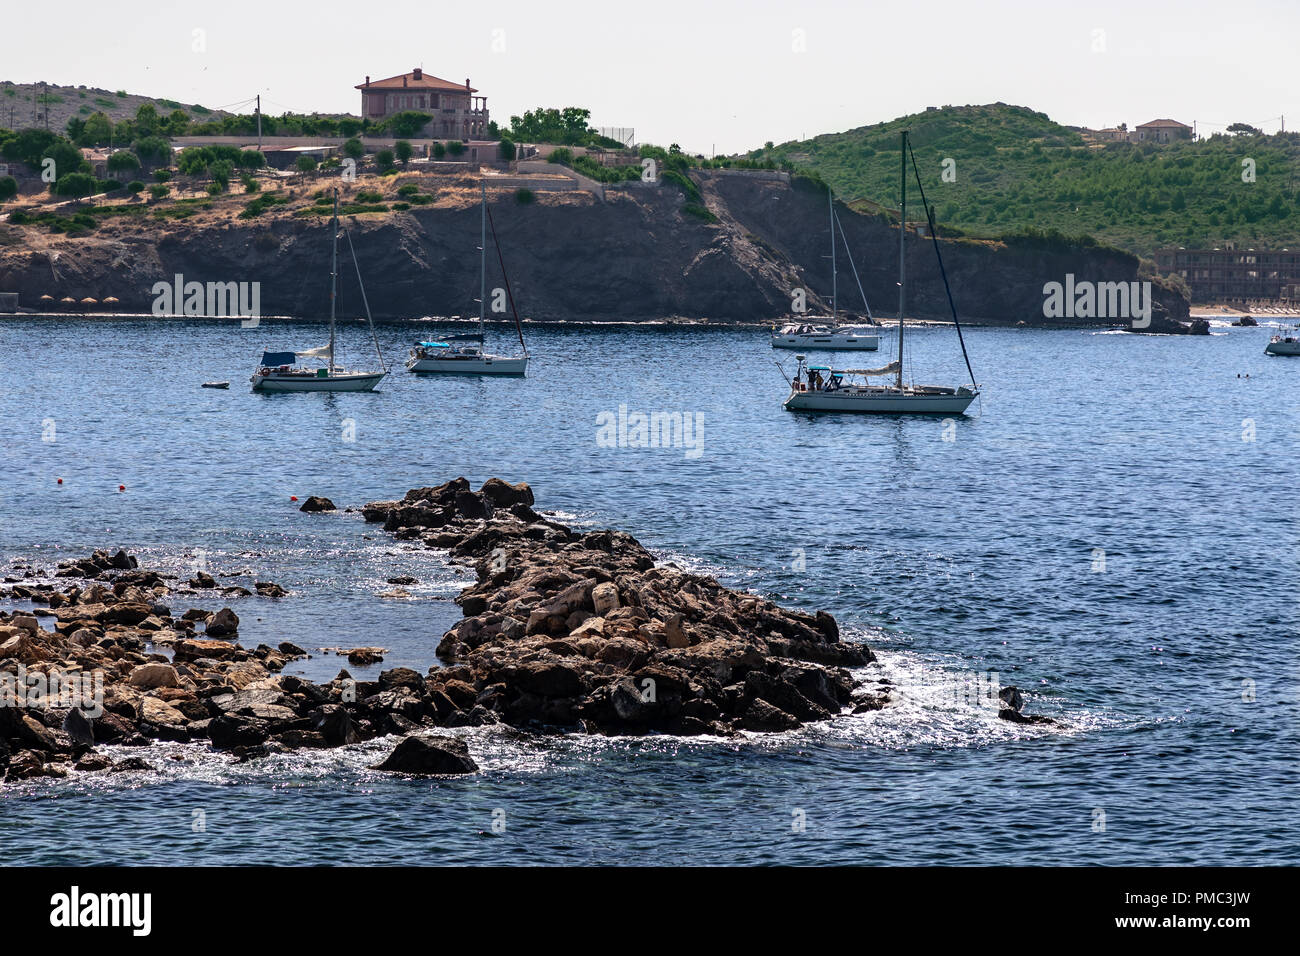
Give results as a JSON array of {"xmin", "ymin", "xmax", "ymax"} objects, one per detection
[
  {"xmin": 355, "ymin": 68, "xmax": 489, "ymax": 140},
  {"xmin": 1156, "ymin": 246, "xmax": 1300, "ymax": 304},
  {"xmin": 1134, "ymin": 119, "xmax": 1192, "ymax": 143},
  {"xmin": 1094, "ymin": 124, "xmax": 1129, "ymax": 142}
]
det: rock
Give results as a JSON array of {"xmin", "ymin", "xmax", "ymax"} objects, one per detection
[
  {"xmin": 138, "ymin": 697, "xmax": 187, "ymax": 726},
  {"xmin": 386, "ymin": 576, "xmax": 418, "ymax": 586},
  {"xmin": 207, "ymin": 714, "xmax": 269, "ymax": 749},
  {"xmin": 255, "ymin": 582, "xmax": 288, "ymax": 597},
  {"xmin": 278, "ymin": 641, "xmax": 306, "ymax": 656},
  {"xmin": 189, "ymin": 572, "xmax": 217, "ymax": 589},
  {"xmin": 372, "ymin": 735, "xmax": 477, "ymax": 775},
  {"xmin": 61, "ymin": 708, "xmax": 96, "ymax": 748},
  {"xmin": 299, "ymin": 496, "xmax": 337, "ymax": 513},
  {"xmin": 111, "ymin": 756, "xmax": 154, "ymax": 773},
  {"xmin": 740, "ymin": 698, "xmax": 800, "ymax": 732},
  {"xmin": 75, "ymin": 753, "xmax": 112, "ymax": 772},
  {"xmin": 591, "ymin": 581, "xmax": 620, "ymax": 616},
  {"xmin": 664, "ymin": 613, "xmax": 689, "ymax": 648},
  {"xmin": 311, "ymin": 704, "xmax": 361, "ymax": 746},
  {"xmin": 479, "ymin": 478, "xmax": 534, "ymax": 508},
  {"xmin": 205, "ymin": 607, "xmax": 239, "ymax": 638},
  {"xmin": 346, "ymin": 647, "xmax": 384, "ymax": 666},
  {"xmin": 998, "ymin": 686, "xmax": 1024, "ymax": 712},
  {"xmin": 127, "ymin": 662, "xmax": 181, "ymax": 689}
]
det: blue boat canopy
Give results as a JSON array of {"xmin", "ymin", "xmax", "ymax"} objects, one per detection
[
  {"xmin": 417, "ymin": 341, "xmax": 450, "ymax": 348},
  {"xmin": 260, "ymin": 351, "xmax": 298, "ymax": 366}
]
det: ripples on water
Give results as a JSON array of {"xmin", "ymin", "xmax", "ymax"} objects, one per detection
[{"xmin": 0, "ymin": 318, "xmax": 1296, "ymax": 864}]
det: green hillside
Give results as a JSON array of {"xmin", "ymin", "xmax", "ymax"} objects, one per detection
[{"xmin": 755, "ymin": 103, "xmax": 1300, "ymax": 256}]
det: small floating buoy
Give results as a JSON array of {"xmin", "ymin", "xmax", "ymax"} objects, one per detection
[
  {"xmin": 57, "ymin": 478, "xmax": 63, "ymax": 485},
  {"xmin": 118, "ymin": 485, "xmax": 125, "ymax": 492},
  {"xmin": 290, "ymin": 496, "xmax": 298, "ymax": 502}
]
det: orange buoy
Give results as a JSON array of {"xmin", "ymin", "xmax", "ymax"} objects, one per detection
[
  {"xmin": 290, "ymin": 496, "xmax": 298, "ymax": 502},
  {"xmin": 118, "ymin": 484, "xmax": 125, "ymax": 492}
]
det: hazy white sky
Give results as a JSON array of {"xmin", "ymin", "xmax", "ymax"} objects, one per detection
[{"xmin": 5, "ymin": 0, "xmax": 1295, "ymax": 153}]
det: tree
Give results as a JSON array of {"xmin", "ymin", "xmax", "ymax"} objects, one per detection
[
  {"xmin": 41, "ymin": 140, "xmax": 86, "ymax": 181},
  {"xmin": 79, "ymin": 111, "xmax": 112, "ymax": 147},
  {"xmin": 153, "ymin": 168, "xmax": 171, "ymax": 182},
  {"xmin": 498, "ymin": 138, "xmax": 516, "ymax": 161},
  {"xmin": 239, "ymin": 149, "xmax": 265, "ymax": 169},
  {"xmin": 0, "ymin": 175, "xmax": 17, "ymax": 202},
  {"xmin": 446, "ymin": 140, "xmax": 464, "ymax": 157},
  {"xmin": 53, "ymin": 172, "xmax": 97, "ymax": 199},
  {"xmin": 376, "ymin": 149, "xmax": 395, "ymax": 170},
  {"xmin": 431, "ymin": 142, "xmax": 446, "ymax": 159},
  {"xmin": 295, "ymin": 154, "xmax": 317, "ymax": 180},
  {"xmin": 65, "ymin": 117, "xmax": 86, "ymax": 142},
  {"xmin": 395, "ymin": 140, "xmax": 413, "ymax": 165},
  {"xmin": 132, "ymin": 136, "xmax": 170, "ymax": 166},
  {"xmin": 1227, "ymin": 122, "xmax": 1262, "ymax": 136},
  {"xmin": 164, "ymin": 110, "xmax": 191, "ymax": 136},
  {"xmin": 210, "ymin": 160, "xmax": 233, "ymax": 190},
  {"xmin": 107, "ymin": 150, "xmax": 141, "ymax": 178},
  {"xmin": 343, "ymin": 137, "xmax": 364, "ymax": 161},
  {"xmin": 125, "ymin": 180, "xmax": 145, "ymax": 196},
  {"xmin": 135, "ymin": 103, "xmax": 160, "ymax": 136}
]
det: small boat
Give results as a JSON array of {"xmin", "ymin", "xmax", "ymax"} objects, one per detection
[
  {"xmin": 772, "ymin": 322, "xmax": 881, "ymax": 350},
  {"xmin": 1265, "ymin": 332, "xmax": 1300, "ymax": 355},
  {"xmin": 252, "ymin": 190, "xmax": 388, "ymax": 393},
  {"xmin": 201, "ymin": 381, "xmax": 230, "ymax": 389},
  {"xmin": 407, "ymin": 182, "xmax": 529, "ymax": 376},
  {"xmin": 784, "ymin": 130, "xmax": 979, "ymax": 415},
  {"xmin": 771, "ymin": 187, "xmax": 879, "ymax": 351}
]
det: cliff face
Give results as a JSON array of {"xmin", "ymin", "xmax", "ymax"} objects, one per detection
[{"xmin": 0, "ymin": 170, "xmax": 1190, "ymax": 326}]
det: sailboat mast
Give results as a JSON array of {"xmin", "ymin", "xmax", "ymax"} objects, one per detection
[
  {"xmin": 897, "ymin": 131, "xmax": 906, "ymax": 390},
  {"xmin": 329, "ymin": 188, "xmax": 338, "ymax": 373},
  {"xmin": 479, "ymin": 181, "xmax": 487, "ymax": 338},
  {"xmin": 829, "ymin": 187, "xmax": 837, "ymax": 322}
]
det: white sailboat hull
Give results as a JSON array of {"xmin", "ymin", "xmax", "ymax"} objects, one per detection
[
  {"xmin": 406, "ymin": 354, "xmax": 528, "ymax": 375},
  {"xmin": 772, "ymin": 332, "xmax": 880, "ymax": 350},
  {"xmin": 784, "ymin": 385, "xmax": 977, "ymax": 414},
  {"xmin": 252, "ymin": 370, "xmax": 387, "ymax": 392}
]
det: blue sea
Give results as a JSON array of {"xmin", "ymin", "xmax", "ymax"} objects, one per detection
[{"xmin": 1, "ymin": 315, "xmax": 1296, "ymax": 865}]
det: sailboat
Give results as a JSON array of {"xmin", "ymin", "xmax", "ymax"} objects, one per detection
[
  {"xmin": 406, "ymin": 182, "xmax": 529, "ymax": 376},
  {"xmin": 251, "ymin": 190, "xmax": 387, "ymax": 393},
  {"xmin": 783, "ymin": 130, "xmax": 978, "ymax": 415},
  {"xmin": 772, "ymin": 187, "xmax": 880, "ymax": 351}
]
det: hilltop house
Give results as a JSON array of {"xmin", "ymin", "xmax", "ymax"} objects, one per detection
[
  {"xmin": 1134, "ymin": 119, "xmax": 1192, "ymax": 143},
  {"xmin": 355, "ymin": 68, "xmax": 489, "ymax": 140}
]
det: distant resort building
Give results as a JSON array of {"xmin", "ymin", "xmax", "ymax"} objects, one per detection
[
  {"xmin": 1134, "ymin": 119, "xmax": 1193, "ymax": 143},
  {"xmin": 1089, "ymin": 118, "xmax": 1193, "ymax": 144},
  {"xmin": 356, "ymin": 68, "xmax": 489, "ymax": 140},
  {"xmin": 1156, "ymin": 246, "xmax": 1300, "ymax": 304}
]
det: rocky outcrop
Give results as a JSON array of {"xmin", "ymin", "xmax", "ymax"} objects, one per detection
[
  {"xmin": 371, "ymin": 735, "xmax": 477, "ymax": 775},
  {"xmin": 362, "ymin": 478, "xmax": 881, "ymax": 737}
]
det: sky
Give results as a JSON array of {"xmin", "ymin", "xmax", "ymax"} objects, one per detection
[{"xmin": 4, "ymin": 0, "xmax": 1296, "ymax": 154}]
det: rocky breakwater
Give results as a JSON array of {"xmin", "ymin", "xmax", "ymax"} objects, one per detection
[{"xmin": 362, "ymin": 478, "xmax": 888, "ymax": 737}]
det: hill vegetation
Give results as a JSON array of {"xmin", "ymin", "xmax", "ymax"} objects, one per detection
[{"xmin": 754, "ymin": 103, "xmax": 1300, "ymax": 255}]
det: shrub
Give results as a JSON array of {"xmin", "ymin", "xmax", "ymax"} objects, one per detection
[
  {"xmin": 343, "ymin": 138, "xmax": 364, "ymax": 160},
  {"xmin": 125, "ymin": 180, "xmax": 145, "ymax": 195},
  {"xmin": 392, "ymin": 201, "xmax": 411, "ymax": 211},
  {"xmin": 150, "ymin": 184, "xmax": 168, "ymax": 199},
  {"xmin": 395, "ymin": 140, "xmax": 413, "ymax": 165},
  {"xmin": 499, "ymin": 138, "xmax": 516, "ymax": 161},
  {"xmin": 447, "ymin": 140, "xmax": 465, "ymax": 156},
  {"xmin": 376, "ymin": 149, "xmax": 395, "ymax": 169},
  {"xmin": 515, "ymin": 188, "xmax": 534, "ymax": 204},
  {"xmin": 0, "ymin": 176, "xmax": 16, "ymax": 201},
  {"xmin": 107, "ymin": 150, "xmax": 141, "ymax": 175},
  {"xmin": 397, "ymin": 182, "xmax": 420, "ymax": 196},
  {"xmin": 431, "ymin": 142, "xmax": 446, "ymax": 159},
  {"xmin": 153, "ymin": 168, "xmax": 171, "ymax": 182},
  {"xmin": 52, "ymin": 172, "xmax": 97, "ymax": 198},
  {"xmin": 356, "ymin": 189, "xmax": 383, "ymax": 202}
]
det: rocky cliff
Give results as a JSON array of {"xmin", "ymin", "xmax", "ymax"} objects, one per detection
[{"xmin": 0, "ymin": 170, "xmax": 1193, "ymax": 327}]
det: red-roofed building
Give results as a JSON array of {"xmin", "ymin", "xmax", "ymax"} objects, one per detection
[
  {"xmin": 1134, "ymin": 119, "xmax": 1192, "ymax": 143},
  {"xmin": 355, "ymin": 68, "xmax": 489, "ymax": 140}
]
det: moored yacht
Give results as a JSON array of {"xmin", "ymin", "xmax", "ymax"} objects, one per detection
[
  {"xmin": 783, "ymin": 130, "xmax": 979, "ymax": 415},
  {"xmin": 251, "ymin": 190, "xmax": 387, "ymax": 393},
  {"xmin": 407, "ymin": 182, "xmax": 529, "ymax": 376},
  {"xmin": 771, "ymin": 186, "xmax": 879, "ymax": 351},
  {"xmin": 1265, "ymin": 331, "xmax": 1300, "ymax": 355}
]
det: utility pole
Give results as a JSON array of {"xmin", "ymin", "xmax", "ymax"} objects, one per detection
[{"xmin": 256, "ymin": 94, "xmax": 262, "ymax": 150}]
